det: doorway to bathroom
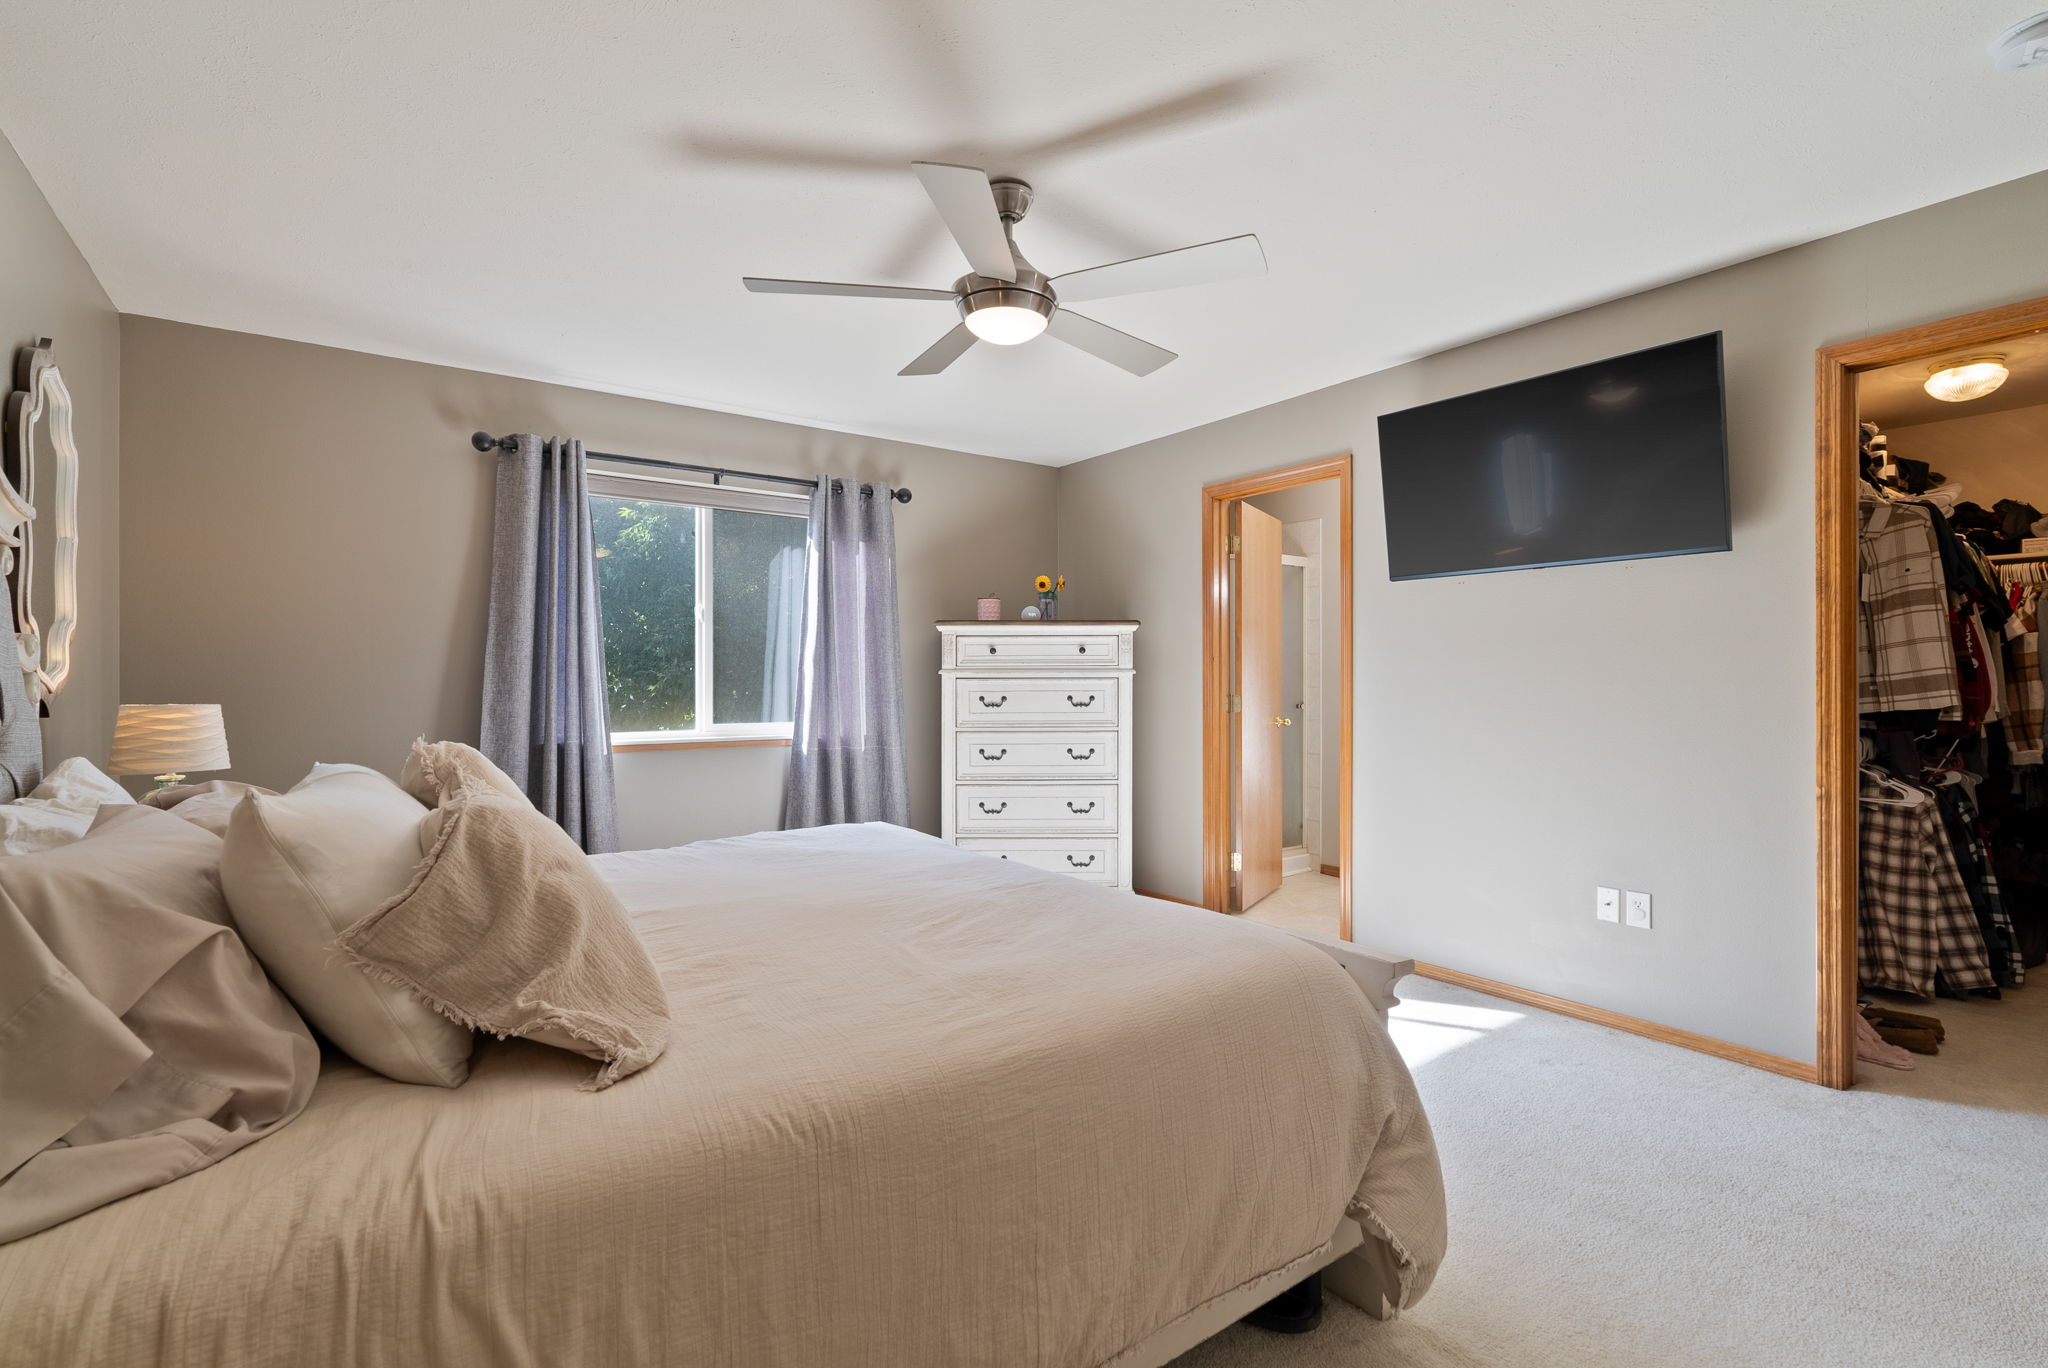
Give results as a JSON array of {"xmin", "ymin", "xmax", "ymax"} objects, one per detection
[{"xmin": 1200, "ymin": 454, "xmax": 1353, "ymax": 939}]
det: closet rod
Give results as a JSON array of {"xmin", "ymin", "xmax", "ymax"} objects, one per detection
[{"xmin": 467, "ymin": 432, "xmax": 912, "ymax": 504}]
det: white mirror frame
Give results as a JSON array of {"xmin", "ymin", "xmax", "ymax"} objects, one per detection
[{"xmin": 2, "ymin": 339, "xmax": 79, "ymax": 704}]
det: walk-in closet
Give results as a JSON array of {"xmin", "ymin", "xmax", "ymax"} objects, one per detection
[{"xmin": 1853, "ymin": 336, "xmax": 2048, "ymax": 1087}]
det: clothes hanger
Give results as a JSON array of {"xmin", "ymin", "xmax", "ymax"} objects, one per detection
[
  {"xmin": 1859, "ymin": 765, "xmax": 1926, "ymax": 807},
  {"xmin": 1922, "ymin": 735, "xmax": 1964, "ymax": 777}
]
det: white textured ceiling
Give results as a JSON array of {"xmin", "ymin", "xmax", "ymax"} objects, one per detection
[{"xmin": 4, "ymin": 2, "xmax": 2047, "ymax": 464}]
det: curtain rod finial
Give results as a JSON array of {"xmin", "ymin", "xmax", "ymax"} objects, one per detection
[
  {"xmin": 471, "ymin": 430, "xmax": 511, "ymax": 453},
  {"xmin": 894, "ymin": 488, "xmax": 913, "ymax": 504}
]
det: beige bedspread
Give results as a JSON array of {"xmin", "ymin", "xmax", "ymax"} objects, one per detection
[{"xmin": 0, "ymin": 823, "xmax": 1444, "ymax": 1368}]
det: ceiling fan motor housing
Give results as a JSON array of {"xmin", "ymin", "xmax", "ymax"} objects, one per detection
[
  {"xmin": 989, "ymin": 177, "xmax": 1034, "ymax": 223},
  {"xmin": 955, "ymin": 190, "xmax": 1056, "ymax": 334},
  {"xmin": 955, "ymin": 262, "xmax": 1057, "ymax": 331}
]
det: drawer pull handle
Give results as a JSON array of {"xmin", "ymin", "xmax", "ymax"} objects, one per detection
[
  {"xmin": 1078, "ymin": 645, "xmax": 1087, "ymax": 654},
  {"xmin": 1066, "ymin": 854, "xmax": 1097, "ymax": 868},
  {"xmin": 1066, "ymin": 747, "xmax": 1096, "ymax": 760},
  {"xmin": 978, "ymin": 695, "xmax": 1007, "ymax": 708},
  {"xmin": 978, "ymin": 748, "xmax": 1008, "ymax": 761},
  {"xmin": 988, "ymin": 645, "xmax": 997, "ymax": 654},
  {"xmin": 1066, "ymin": 694, "xmax": 1097, "ymax": 708},
  {"xmin": 1065, "ymin": 801, "xmax": 1096, "ymax": 814},
  {"xmin": 978, "ymin": 801, "xmax": 1009, "ymax": 815}
]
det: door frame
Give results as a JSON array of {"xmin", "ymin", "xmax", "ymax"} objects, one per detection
[
  {"xmin": 1201, "ymin": 454, "xmax": 1354, "ymax": 937},
  {"xmin": 1814, "ymin": 292, "xmax": 2048, "ymax": 1090}
]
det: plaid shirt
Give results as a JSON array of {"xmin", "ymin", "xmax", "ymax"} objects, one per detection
[
  {"xmin": 1858, "ymin": 772, "xmax": 1995, "ymax": 997},
  {"xmin": 1932, "ymin": 784, "xmax": 2025, "ymax": 989},
  {"xmin": 1858, "ymin": 491, "xmax": 1960, "ymax": 715},
  {"xmin": 2004, "ymin": 585, "xmax": 2044, "ymax": 764}
]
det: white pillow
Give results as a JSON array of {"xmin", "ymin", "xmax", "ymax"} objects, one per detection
[
  {"xmin": 220, "ymin": 766, "xmax": 473, "ymax": 1087},
  {"xmin": 0, "ymin": 757, "xmax": 136, "ymax": 854}
]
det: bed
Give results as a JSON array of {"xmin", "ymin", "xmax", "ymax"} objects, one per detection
[{"xmin": 0, "ymin": 822, "xmax": 1445, "ymax": 1368}]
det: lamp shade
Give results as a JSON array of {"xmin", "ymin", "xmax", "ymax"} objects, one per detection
[{"xmin": 109, "ymin": 704, "xmax": 231, "ymax": 776}]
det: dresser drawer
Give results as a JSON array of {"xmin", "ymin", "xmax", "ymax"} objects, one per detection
[
  {"xmin": 954, "ymin": 677, "xmax": 1119, "ymax": 728},
  {"xmin": 957, "ymin": 837, "xmax": 1120, "ymax": 884},
  {"xmin": 951, "ymin": 632, "xmax": 1126, "ymax": 669},
  {"xmin": 956, "ymin": 732, "xmax": 1118, "ymax": 780},
  {"xmin": 954, "ymin": 783, "xmax": 1118, "ymax": 832}
]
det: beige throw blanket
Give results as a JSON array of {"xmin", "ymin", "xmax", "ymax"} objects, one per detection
[
  {"xmin": 0, "ymin": 824, "xmax": 1442, "ymax": 1366},
  {"xmin": 335, "ymin": 788, "xmax": 669, "ymax": 1089}
]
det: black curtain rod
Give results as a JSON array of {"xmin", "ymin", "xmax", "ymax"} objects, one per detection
[{"xmin": 468, "ymin": 432, "xmax": 912, "ymax": 504}]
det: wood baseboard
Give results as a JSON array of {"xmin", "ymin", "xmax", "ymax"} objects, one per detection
[
  {"xmin": 1319, "ymin": 863, "xmax": 1341, "ymax": 878},
  {"xmin": 1412, "ymin": 962, "xmax": 1819, "ymax": 1084},
  {"xmin": 1134, "ymin": 887, "xmax": 1206, "ymax": 908}
]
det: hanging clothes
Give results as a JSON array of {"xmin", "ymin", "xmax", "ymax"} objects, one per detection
[
  {"xmin": 1857, "ymin": 771, "xmax": 1997, "ymax": 999},
  {"xmin": 1881, "ymin": 485, "xmax": 2009, "ymax": 631},
  {"xmin": 1858, "ymin": 489, "xmax": 1962, "ymax": 715},
  {"xmin": 1944, "ymin": 607, "xmax": 1994, "ymax": 728},
  {"xmin": 1856, "ymin": 445, "xmax": 2048, "ymax": 1011},
  {"xmin": 1930, "ymin": 782, "xmax": 2026, "ymax": 988},
  {"xmin": 2003, "ymin": 586, "xmax": 2045, "ymax": 765},
  {"xmin": 1982, "ymin": 612, "xmax": 2008, "ymax": 725}
]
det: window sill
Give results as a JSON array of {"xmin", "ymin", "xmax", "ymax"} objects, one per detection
[{"xmin": 610, "ymin": 735, "xmax": 793, "ymax": 753}]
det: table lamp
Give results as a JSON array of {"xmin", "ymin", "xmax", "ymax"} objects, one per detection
[{"xmin": 109, "ymin": 704, "xmax": 231, "ymax": 788}]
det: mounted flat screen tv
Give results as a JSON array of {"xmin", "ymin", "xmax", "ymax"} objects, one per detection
[{"xmin": 1376, "ymin": 332, "xmax": 1731, "ymax": 580}]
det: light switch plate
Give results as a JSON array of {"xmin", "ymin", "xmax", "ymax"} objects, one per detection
[
  {"xmin": 1625, "ymin": 891, "xmax": 1652, "ymax": 929},
  {"xmin": 1596, "ymin": 886, "xmax": 1621, "ymax": 922}
]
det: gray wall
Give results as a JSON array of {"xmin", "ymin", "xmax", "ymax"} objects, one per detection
[
  {"xmin": 1244, "ymin": 480, "xmax": 1343, "ymax": 866},
  {"xmin": 1884, "ymin": 403, "xmax": 2048, "ymax": 514},
  {"xmin": 119, "ymin": 318, "xmax": 1056, "ymax": 847},
  {"xmin": 0, "ymin": 133, "xmax": 119, "ymax": 768},
  {"xmin": 1055, "ymin": 169, "xmax": 2048, "ymax": 1066}
]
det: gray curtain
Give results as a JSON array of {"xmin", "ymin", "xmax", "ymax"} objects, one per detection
[
  {"xmin": 781, "ymin": 479, "xmax": 909, "ymax": 829},
  {"xmin": 481, "ymin": 434, "xmax": 620, "ymax": 852}
]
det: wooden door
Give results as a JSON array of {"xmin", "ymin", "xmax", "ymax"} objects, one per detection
[{"xmin": 1233, "ymin": 501, "xmax": 1284, "ymax": 909}]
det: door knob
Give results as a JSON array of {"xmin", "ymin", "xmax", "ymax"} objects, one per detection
[{"xmin": 1274, "ymin": 717, "xmax": 1292, "ymax": 727}]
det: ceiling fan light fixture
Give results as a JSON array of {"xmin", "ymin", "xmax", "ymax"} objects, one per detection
[
  {"xmin": 1923, "ymin": 355, "xmax": 2011, "ymax": 403},
  {"xmin": 960, "ymin": 289, "xmax": 1054, "ymax": 345}
]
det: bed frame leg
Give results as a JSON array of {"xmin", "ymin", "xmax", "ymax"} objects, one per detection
[{"xmin": 1322, "ymin": 1239, "xmax": 1404, "ymax": 1320}]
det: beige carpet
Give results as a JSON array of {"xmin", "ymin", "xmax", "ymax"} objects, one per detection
[{"xmin": 1171, "ymin": 974, "xmax": 2048, "ymax": 1368}]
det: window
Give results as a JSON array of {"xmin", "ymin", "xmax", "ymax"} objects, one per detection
[{"xmin": 588, "ymin": 475, "xmax": 808, "ymax": 746}]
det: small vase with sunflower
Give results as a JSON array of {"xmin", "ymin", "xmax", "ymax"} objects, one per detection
[{"xmin": 1033, "ymin": 574, "xmax": 1064, "ymax": 622}]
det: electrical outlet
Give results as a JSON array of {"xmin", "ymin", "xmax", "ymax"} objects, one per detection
[
  {"xmin": 1625, "ymin": 891, "xmax": 1652, "ymax": 929},
  {"xmin": 1596, "ymin": 886, "xmax": 1621, "ymax": 922}
]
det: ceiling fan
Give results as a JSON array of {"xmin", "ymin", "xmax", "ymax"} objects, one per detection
[{"xmin": 742, "ymin": 162, "xmax": 1266, "ymax": 377}]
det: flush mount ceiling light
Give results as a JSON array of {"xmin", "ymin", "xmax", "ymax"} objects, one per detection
[
  {"xmin": 741, "ymin": 162, "xmax": 1267, "ymax": 376},
  {"xmin": 1991, "ymin": 12, "xmax": 2048, "ymax": 69},
  {"xmin": 1924, "ymin": 356, "xmax": 2011, "ymax": 403}
]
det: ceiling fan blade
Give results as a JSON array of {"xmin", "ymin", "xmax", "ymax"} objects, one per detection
[
  {"xmin": 911, "ymin": 162, "xmax": 1017, "ymax": 282},
  {"xmin": 1051, "ymin": 234, "xmax": 1267, "ymax": 304},
  {"xmin": 1015, "ymin": 71, "xmax": 1292, "ymax": 163},
  {"xmin": 899, "ymin": 323, "xmax": 978, "ymax": 376},
  {"xmin": 1044, "ymin": 310, "xmax": 1177, "ymax": 377},
  {"xmin": 743, "ymin": 277, "xmax": 955, "ymax": 301}
]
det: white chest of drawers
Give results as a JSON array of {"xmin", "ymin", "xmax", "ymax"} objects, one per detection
[{"xmin": 938, "ymin": 621, "xmax": 1138, "ymax": 889}]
